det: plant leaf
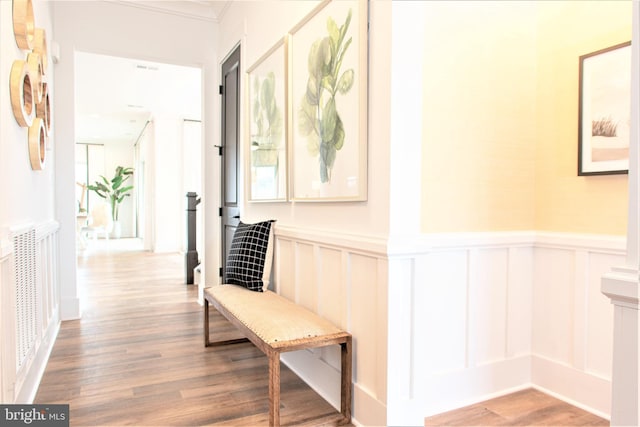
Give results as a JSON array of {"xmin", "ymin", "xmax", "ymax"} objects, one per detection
[
  {"xmin": 333, "ymin": 115, "xmax": 345, "ymax": 151},
  {"xmin": 337, "ymin": 69, "xmax": 354, "ymax": 95},
  {"xmin": 327, "ymin": 16, "xmax": 340, "ymax": 47},
  {"xmin": 298, "ymin": 97, "xmax": 317, "ymax": 137},
  {"xmin": 321, "ymin": 74, "xmax": 336, "ymax": 95},
  {"xmin": 307, "ymin": 130, "xmax": 320, "ymax": 157},
  {"xmin": 320, "ymin": 98, "xmax": 337, "ymax": 143},
  {"xmin": 334, "ymin": 37, "xmax": 352, "ymax": 82}
]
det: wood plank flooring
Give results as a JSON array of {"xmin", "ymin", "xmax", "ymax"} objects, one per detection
[
  {"xmin": 36, "ymin": 242, "xmax": 610, "ymax": 426},
  {"xmin": 34, "ymin": 243, "xmax": 345, "ymax": 426},
  {"xmin": 424, "ymin": 388, "xmax": 609, "ymax": 426}
]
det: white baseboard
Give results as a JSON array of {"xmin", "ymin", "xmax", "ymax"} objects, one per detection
[
  {"xmin": 353, "ymin": 383, "xmax": 387, "ymax": 427},
  {"xmin": 531, "ymin": 354, "xmax": 611, "ymax": 419},
  {"xmin": 281, "ymin": 350, "xmax": 387, "ymax": 427},
  {"xmin": 385, "ymin": 356, "xmax": 531, "ymax": 426},
  {"xmin": 15, "ymin": 315, "xmax": 60, "ymax": 403}
]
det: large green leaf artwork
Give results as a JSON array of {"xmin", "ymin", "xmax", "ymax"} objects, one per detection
[
  {"xmin": 252, "ymin": 71, "xmax": 283, "ymax": 168},
  {"xmin": 298, "ymin": 8, "xmax": 354, "ymax": 183}
]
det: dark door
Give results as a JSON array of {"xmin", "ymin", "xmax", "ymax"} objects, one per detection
[{"xmin": 220, "ymin": 45, "xmax": 241, "ymax": 281}]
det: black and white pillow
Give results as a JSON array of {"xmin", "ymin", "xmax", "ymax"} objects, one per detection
[{"xmin": 224, "ymin": 220, "xmax": 275, "ymax": 292}]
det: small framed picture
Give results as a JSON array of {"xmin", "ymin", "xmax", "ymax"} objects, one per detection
[{"xmin": 578, "ymin": 41, "xmax": 631, "ymax": 176}]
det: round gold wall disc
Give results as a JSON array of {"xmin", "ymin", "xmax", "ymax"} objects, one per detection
[
  {"xmin": 36, "ymin": 82, "xmax": 51, "ymax": 137},
  {"xmin": 26, "ymin": 52, "xmax": 44, "ymax": 103},
  {"xmin": 33, "ymin": 28, "xmax": 48, "ymax": 73},
  {"xmin": 13, "ymin": 0, "xmax": 36, "ymax": 50},
  {"xmin": 28, "ymin": 118, "xmax": 46, "ymax": 170},
  {"xmin": 10, "ymin": 59, "xmax": 35, "ymax": 127}
]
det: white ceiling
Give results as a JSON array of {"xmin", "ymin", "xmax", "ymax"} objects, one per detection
[
  {"xmin": 74, "ymin": 0, "xmax": 229, "ymax": 146},
  {"xmin": 75, "ymin": 52, "xmax": 202, "ymax": 145}
]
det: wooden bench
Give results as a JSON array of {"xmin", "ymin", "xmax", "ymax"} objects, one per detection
[{"xmin": 203, "ymin": 284, "xmax": 352, "ymax": 427}]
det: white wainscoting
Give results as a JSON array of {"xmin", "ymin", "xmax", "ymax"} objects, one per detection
[
  {"xmin": 532, "ymin": 233, "xmax": 625, "ymax": 419},
  {"xmin": 386, "ymin": 232, "xmax": 535, "ymax": 426},
  {"xmin": 0, "ymin": 221, "xmax": 60, "ymax": 403},
  {"xmin": 274, "ymin": 225, "xmax": 389, "ymax": 427},
  {"xmin": 273, "ymin": 227, "xmax": 625, "ymax": 426},
  {"xmin": 386, "ymin": 231, "xmax": 624, "ymax": 426}
]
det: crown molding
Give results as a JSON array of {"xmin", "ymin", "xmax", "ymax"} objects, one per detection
[{"xmin": 104, "ymin": 0, "xmax": 225, "ymax": 23}]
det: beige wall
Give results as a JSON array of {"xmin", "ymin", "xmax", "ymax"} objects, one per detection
[
  {"xmin": 421, "ymin": 1, "xmax": 538, "ymax": 232},
  {"xmin": 421, "ymin": 1, "xmax": 631, "ymax": 235},
  {"xmin": 535, "ymin": 1, "xmax": 631, "ymax": 234}
]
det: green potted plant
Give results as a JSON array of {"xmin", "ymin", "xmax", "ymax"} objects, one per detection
[{"xmin": 87, "ymin": 166, "xmax": 134, "ymax": 238}]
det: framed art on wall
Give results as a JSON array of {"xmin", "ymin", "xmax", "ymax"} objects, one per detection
[
  {"xmin": 578, "ymin": 41, "xmax": 631, "ymax": 176},
  {"xmin": 247, "ymin": 37, "xmax": 288, "ymax": 201},
  {"xmin": 289, "ymin": 0, "xmax": 368, "ymax": 201}
]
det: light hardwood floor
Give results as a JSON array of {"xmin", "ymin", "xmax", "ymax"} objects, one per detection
[
  {"xmin": 35, "ymin": 244, "xmax": 344, "ymax": 426},
  {"xmin": 36, "ymin": 243, "xmax": 610, "ymax": 426},
  {"xmin": 424, "ymin": 388, "xmax": 608, "ymax": 426}
]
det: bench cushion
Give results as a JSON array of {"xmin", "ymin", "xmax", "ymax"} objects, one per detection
[{"xmin": 205, "ymin": 284, "xmax": 343, "ymax": 346}]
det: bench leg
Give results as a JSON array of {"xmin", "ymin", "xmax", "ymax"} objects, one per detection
[
  {"xmin": 268, "ymin": 352, "xmax": 281, "ymax": 427},
  {"xmin": 204, "ymin": 298, "xmax": 210, "ymax": 347},
  {"xmin": 205, "ymin": 297, "xmax": 250, "ymax": 347},
  {"xmin": 340, "ymin": 337, "xmax": 352, "ymax": 424}
]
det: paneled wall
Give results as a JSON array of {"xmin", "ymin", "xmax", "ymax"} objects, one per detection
[
  {"xmin": 388, "ymin": 232, "xmax": 624, "ymax": 426},
  {"xmin": 532, "ymin": 234, "xmax": 624, "ymax": 417},
  {"xmin": 0, "ymin": 221, "xmax": 60, "ymax": 403},
  {"xmin": 274, "ymin": 225, "xmax": 389, "ymax": 426},
  {"xmin": 387, "ymin": 233, "xmax": 534, "ymax": 425},
  {"xmin": 273, "ymin": 227, "xmax": 625, "ymax": 426}
]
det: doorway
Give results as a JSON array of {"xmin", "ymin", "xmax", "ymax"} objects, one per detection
[{"xmin": 74, "ymin": 52, "xmax": 202, "ymax": 254}]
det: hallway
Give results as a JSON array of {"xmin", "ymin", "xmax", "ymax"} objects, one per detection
[{"xmin": 34, "ymin": 246, "xmax": 342, "ymax": 426}]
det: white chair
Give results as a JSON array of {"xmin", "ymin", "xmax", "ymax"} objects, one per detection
[{"xmin": 80, "ymin": 203, "xmax": 114, "ymax": 245}]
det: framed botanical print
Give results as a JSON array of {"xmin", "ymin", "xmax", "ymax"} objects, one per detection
[
  {"xmin": 247, "ymin": 37, "xmax": 288, "ymax": 201},
  {"xmin": 289, "ymin": 0, "xmax": 368, "ymax": 201}
]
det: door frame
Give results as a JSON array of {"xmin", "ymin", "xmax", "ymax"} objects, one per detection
[{"xmin": 219, "ymin": 44, "xmax": 242, "ymax": 282}]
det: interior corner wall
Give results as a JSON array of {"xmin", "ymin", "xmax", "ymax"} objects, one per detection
[
  {"xmin": 535, "ymin": 1, "xmax": 631, "ymax": 235},
  {"xmin": 420, "ymin": 1, "xmax": 538, "ymax": 233}
]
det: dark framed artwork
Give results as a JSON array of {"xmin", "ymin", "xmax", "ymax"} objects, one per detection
[{"xmin": 578, "ymin": 41, "xmax": 631, "ymax": 176}]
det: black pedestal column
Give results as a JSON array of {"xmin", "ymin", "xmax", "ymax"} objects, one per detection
[{"xmin": 185, "ymin": 192, "xmax": 200, "ymax": 284}]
